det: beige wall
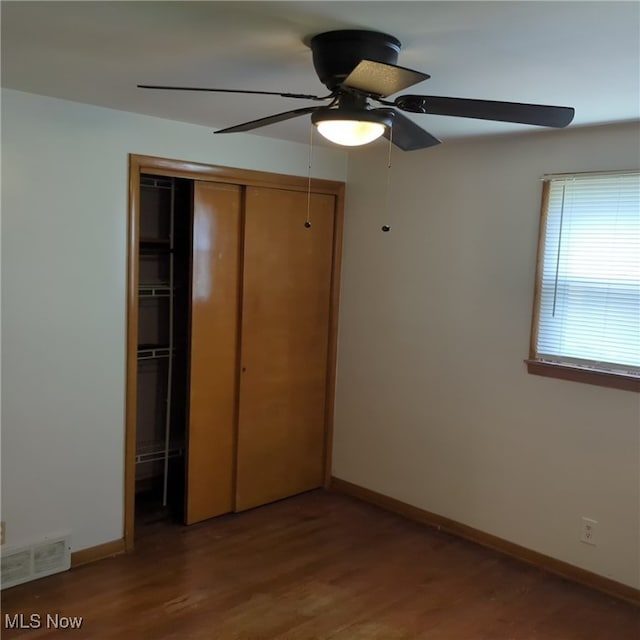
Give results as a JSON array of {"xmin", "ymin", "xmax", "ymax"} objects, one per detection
[
  {"xmin": 334, "ymin": 122, "xmax": 640, "ymax": 588},
  {"xmin": 0, "ymin": 89, "xmax": 347, "ymax": 553}
]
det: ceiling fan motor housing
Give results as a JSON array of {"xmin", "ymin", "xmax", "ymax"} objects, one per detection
[{"xmin": 310, "ymin": 30, "xmax": 402, "ymax": 90}]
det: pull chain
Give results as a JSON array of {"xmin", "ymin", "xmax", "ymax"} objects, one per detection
[
  {"xmin": 305, "ymin": 125, "xmax": 313, "ymax": 229},
  {"xmin": 382, "ymin": 128, "xmax": 393, "ymax": 232}
]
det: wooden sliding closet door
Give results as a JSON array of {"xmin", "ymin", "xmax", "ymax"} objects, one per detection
[
  {"xmin": 236, "ymin": 186, "xmax": 336, "ymax": 511},
  {"xmin": 186, "ymin": 182, "xmax": 241, "ymax": 524}
]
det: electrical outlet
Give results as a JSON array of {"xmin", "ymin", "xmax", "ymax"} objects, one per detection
[
  {"xmin": 1, "ymin": 521, "xmax": 5, "ymax": 545},
  {"xmin": 580, "ymin": 517, "xmax": 598, "ymax": 546}
]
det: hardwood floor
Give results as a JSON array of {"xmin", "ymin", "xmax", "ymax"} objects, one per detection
[{"xmin": 2, "ymin": 491, "xmax": 638, "ymax": 639}]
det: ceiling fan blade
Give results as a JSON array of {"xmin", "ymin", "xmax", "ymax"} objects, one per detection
[
  {"xmin": 343, "ymin": 60, "xmax": 430, "ymax": 97},
  {"xmin": 377, "ymin": 109, "xmax": 441, "ymax": 151},
  {"xmin": 138, "ymin": 85, "xmax": 329, "ymax": 101},
  {"xmin": 394, "ymin": 95, "xmax": 575, "ymax": 128},
  {"xmin": 214, "ymin": 106, "xmax": 322, "ymax": 134}
]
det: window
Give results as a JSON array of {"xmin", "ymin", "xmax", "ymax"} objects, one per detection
[{"xmin": 528, "ymin": 171, "xmax": 640, "ymax": 391}]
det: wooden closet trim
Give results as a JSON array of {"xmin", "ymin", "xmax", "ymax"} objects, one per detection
[
  {"xmin": 125, "ymin": 163, "xmax": 141, "ymax": 551},
  {"xmin": 130, "ymin": 154, "xmax": 344, "ymax": 194},
  {"xmin": 125, "ymin": 154, "xmax": 345, "ymax": 552}
]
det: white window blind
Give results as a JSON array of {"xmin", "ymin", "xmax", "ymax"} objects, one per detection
[{"xmin": 534, "ymin": 171, "xmax": 640, "ymax": 377}]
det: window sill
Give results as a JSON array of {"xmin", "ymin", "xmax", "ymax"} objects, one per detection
[{"xmin": 525, "ymin": 360, "xmax": 640, "ymax": 392}]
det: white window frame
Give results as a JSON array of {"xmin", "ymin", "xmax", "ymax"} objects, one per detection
[{"xmin": 527, "ymin": 170, "xmax": 640, "ymax": 392}]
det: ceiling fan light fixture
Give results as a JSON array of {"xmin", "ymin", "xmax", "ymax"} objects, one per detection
[
  {"xmin": 316, "ymin": 120, "xmax": 384, "ymax": 146},
  {"xmin": 312, "ymin": 108, "xmax": 393, "ymax": 146},
  {"xmin": 138, "ymin": 29, "xmax": 575, "ymax": 151}
]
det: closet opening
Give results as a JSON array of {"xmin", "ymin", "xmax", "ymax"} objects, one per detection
[{"xmin": 134, "ymin": 174, "xmax": 192, "ymax": 529}]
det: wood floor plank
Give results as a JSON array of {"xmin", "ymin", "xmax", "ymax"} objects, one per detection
[{"xmin": 2, "ymin": 491, "xmax": 638, "ymax": 639}]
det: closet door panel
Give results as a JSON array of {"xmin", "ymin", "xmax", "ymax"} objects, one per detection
[
  {"xmin": 236, "ymin": 187, "xmax": 335, "ymax": 511},
  {"xmin": 186, "ymin": 182, "xmax": 241, "ymax": 524}
]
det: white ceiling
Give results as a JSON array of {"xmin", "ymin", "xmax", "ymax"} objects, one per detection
[{"xmin": 2, "ymin": 1, "xmax": 639, "ymax": 147}]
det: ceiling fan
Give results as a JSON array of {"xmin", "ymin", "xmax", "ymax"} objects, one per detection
[{"xmin": 138, "ymin": 30, "xmax": 575, "ymax": 151}]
